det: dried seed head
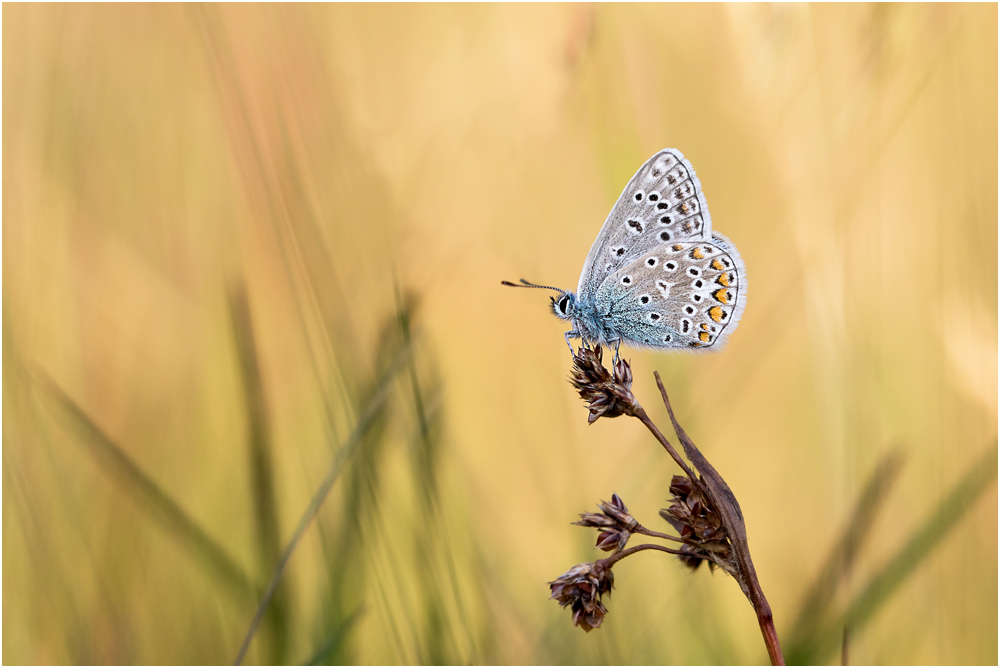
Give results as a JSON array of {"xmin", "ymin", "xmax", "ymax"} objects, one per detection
[
  {"xmin": 549, "ymin": 561, "xmax": 615, "ymax": 632},
  {"xmin": 574, "ymin": 493, "xmax": 638, "ymax": 553},
  {"xmin": 661, "ymin": 475, "xmax": 737, "ymax": 575},
  {"xmin": 569, "ymin": 346, "xmax": 638, "ymax": 424}
]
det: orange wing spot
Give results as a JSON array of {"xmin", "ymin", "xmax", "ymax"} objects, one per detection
[
  {"xmin": 690, "ymin": 247, "xmax": 705, "ymax": 260},
  {"xmin": 713, "ymin": 288, "xmax": 731, "ymax": 304},
  {"xmin": 699, "ymin": 331, "xmax": 711, "ymax": 343},
  {"xmin": 700, "ymin": 323, "xmax": 709, "ymax": 331},
  {"xmin": 717, "ymin": 272, "xmax": 731, "ymax": 287},
  {"xmin": 671, "ymin": 244, "xmax": 684, "ymax": 252},
  {"xmin": 709, "ymin": 306, "xmax": 725, "ymax": 322},
  {"xmin": 680, "ymin": 203, "xmax": 691, "ymax": 214},
  {"xmin": 710, "ymin": 259, "xmax": 725, "ymax": 271}
]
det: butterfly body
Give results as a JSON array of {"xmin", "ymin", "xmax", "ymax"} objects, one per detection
[{"xmin": 511, "ymin": 148, "xmax": 746, "ymax": 354}]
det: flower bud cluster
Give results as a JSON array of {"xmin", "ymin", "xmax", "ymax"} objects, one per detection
[
  {"xmin": 548, "ymin": 561, "xmax": 615, "ymax": 632},
  {"xmin": 573, "ymin": 493, "xmax": 638, "ymax": 554},
  {"xmin": 660, "ymin": 475, "xmax": 736, "ymax": 575},
  {"xmin": 569, "ymin": 346, "xmax": 636, "ymax": 424}
]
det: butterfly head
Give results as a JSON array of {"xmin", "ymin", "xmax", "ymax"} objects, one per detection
[{"xmin": 550, "ymin": 292, "xmax": 577, "ymax": 321}]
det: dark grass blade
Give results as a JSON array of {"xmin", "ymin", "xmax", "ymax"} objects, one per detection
[
  {"xmin": 796, "ymin": 442, "xmax": 998, "ymax": 664},
  {"xmin": 303, "ymin": 607, "xmax": 364, "ymax": 666},
  {"xmin": 785, "ymin": 450, "xmax": 906, "ymax": 662},
  {"xmin": 34, "ymin": 370, "xmax": 257, "ymax": 603},
  {"xmin": 228, "ymin": 281, "xmax": 289, "ymax": 664}
]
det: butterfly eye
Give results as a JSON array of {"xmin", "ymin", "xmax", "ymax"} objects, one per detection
[{"xmin": 558, "ymin": 296, "xmax": 570, "ymax": 314}]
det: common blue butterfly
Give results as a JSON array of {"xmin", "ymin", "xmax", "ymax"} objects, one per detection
[{"xmin": 505, "ymin": 149, "xmax": 746, "ymax": 355}]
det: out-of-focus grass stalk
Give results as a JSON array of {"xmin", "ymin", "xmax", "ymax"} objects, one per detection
[
  {"xmin": 787, "ymin": 450, "xmax": 906, "ymax": 658},
  {"xmin": 791, "ymin": 443, "xmax": 998, "ymax": 664},
  {"xmin": 34, "ymin": 371, "xmax": 257, "ymax": 603},
  {"xmin": 396, "ymin": 287, "xmax": 478, "ymax": 664},
  {"xmin": 233, "ymin": 335, "xmax": 411, "ymax": 665}
]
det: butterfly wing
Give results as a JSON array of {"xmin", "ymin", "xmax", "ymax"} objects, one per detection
[
  {"xmin": 577, "ymin": 149, "xmax": 715, "ymax": 300},
  {"xmin": 593, "ymin": 234, "xmax": 746, "ymax": 349}
]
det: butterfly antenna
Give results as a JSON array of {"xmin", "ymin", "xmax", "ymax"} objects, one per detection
[{"xmin": 500, "ymin": 278, "xmax": 566, "ymax": 294}]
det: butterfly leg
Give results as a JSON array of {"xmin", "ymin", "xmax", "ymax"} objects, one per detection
[
  {"xmin": 611, "ymin": 338, "xmax": 622, "ymax": 364},
  {"xmin": 564, "ymin": 330, "xmax": 581, "ymax": 355}
]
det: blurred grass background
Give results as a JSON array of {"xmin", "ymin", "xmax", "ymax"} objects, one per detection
[{"xmin": 3, "ymin": 4, "xmax": 997, "ymax": 665}]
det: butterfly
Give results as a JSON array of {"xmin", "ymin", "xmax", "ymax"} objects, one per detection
[{"xmin": 504, "ymin": 148, "xmax": 746, "ymax": 357}]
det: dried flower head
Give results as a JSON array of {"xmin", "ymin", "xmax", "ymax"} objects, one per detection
[
  {"xmin": 574, "ymin": 493, "xmax": 638, "ymax": 553},
  {"xmin": 660, "ymin": 475, "xmax": 737, "ymax": 575},
  {"xmin": 549, "ymin": 561, "xmax": 615, "ymax": 632},
  {"xmin": 569, "ymin": 346, "xmax": 637, "ymax": 424}
]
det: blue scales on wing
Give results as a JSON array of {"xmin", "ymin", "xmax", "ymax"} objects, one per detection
[{"xmin": 593, "ymin": 234, "xmax": 746, "ymax": 350}]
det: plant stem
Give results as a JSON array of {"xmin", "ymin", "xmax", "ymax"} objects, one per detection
[
  {"xmin": 630, "ymin": 406, "xmax": 701, "ymax": 484},
  {"xmin": 601, "ymin": 543, "xmax": 687, "ymax": 568},
  {"xmin": 651, "ymin": 372, "xmax": 785, "ymax": 666},
  {"xmin": 634, "ymin": 526, "xmax": 684, "ymax": 543}
]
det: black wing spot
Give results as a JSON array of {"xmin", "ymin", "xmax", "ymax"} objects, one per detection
[
  {"xmin": 621, "ymin": 275, "xmax": 632, "ymax": 285},
  {"xmin": 640, "ymin": 295, "xmax": 650, "ymax": 305},
  {"xmin": 634, "ymin": 191, "xmax": 644, "ymax": 202},
  {"xmin": 656, "ymin": 202, "xmax": 669, "ymax": 211},
  {"xmin": 684, "ymin": 305, "xmax": 695, "ymax": 315},
  {"xmin": 681, "ymin": 319, "xmax": 691, "ymax": 333},
  {"xmin": 648, "ymin": 192, "xmax": 659, "ymax": 202},
  {"xmin": 693, "ymin": 279, "xmax": 704, "ymax": 288},
  {"xmin": 649, "ymin": 312, "xmax": 661, "ymax": 321},
  {"xmin": 646, "ymin": 257, "xmax": 658, "ymax": 267},
  {"xmin": 692, "ymin": 294, "xmax": 702, "ymax": 302},
  {"xmin": 687, "ymin": 267, "xmax": 701, "ymax": 277},
  {"xmin": 665, "ymin": 261, "xmax": 677, "ymax": 271},
  {"xmin": 659, "ymin": 215, "xmax": 672, "ymax": 224},
  {"xmin": 663, "ymin": 334, "xmax": 672, "ymax": 343},
  {"xmin": 627, "ymin": 218, "xmax": 644, "ymax": 233},
  {"xmin": 659, "ymin": 231, "xmax": 671, "ymax": 242}
]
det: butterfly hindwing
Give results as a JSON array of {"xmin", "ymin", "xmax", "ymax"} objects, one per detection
[
  {"xmin": 593, "ymin": 234, "xmax": 745, "ymax": 349},
  {"xmin": 576, "ymin": 149, "xmax": 715, "ymax": 300}
]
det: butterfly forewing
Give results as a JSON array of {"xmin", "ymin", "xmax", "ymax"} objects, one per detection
[
  {"xmin": 577, "ymin": 149, "xmax": 715, "ymax": 300},
  {"xmin": 593, "ymin": 234, "xmax": 745, "ymax": 349}
]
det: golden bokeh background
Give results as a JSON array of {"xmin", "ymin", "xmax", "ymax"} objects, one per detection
[{"xmin": 4, "ymin": 4, "xmax": 997, "ymax": 665}]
